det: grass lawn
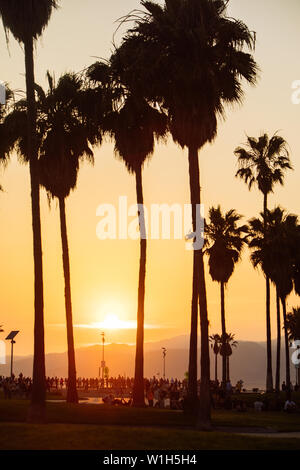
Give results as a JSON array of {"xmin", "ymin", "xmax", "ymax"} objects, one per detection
[
  {"xmin": 0, "ymin": 422, "xmax": 299, "ymax": 450},
  {"xmin": 0, "ymin": 398, "xmax": 300, "ymax": 450},
  {"xmin": 1, "ymin": 399, "xmax": 300, "ymax": 431}
]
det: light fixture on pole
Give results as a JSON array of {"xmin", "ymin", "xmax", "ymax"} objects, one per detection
[
  {"xmin": 100, "ymin": 331, "xmax": 105, "ymax": 381},
  {"xmin": 5, "ymin": 331, "xmax": 19, "ymax": 377},
  {"xmin": 162, "ymin": 347, "xmax": 167, "ymax": 380}
]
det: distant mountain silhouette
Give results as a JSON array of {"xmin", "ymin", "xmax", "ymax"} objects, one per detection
[{"xmin": 0, "ymin": 335, "xmax": 294, "ymax": 389}]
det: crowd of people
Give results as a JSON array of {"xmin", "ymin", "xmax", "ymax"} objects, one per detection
[
  {"xmin": 45, "ymin": 375, "xmax": 135, "ymax": 392},
  {"xmin": 1, "ymin": 373, "xmax": 298, "ymax": 413},
  {"xmin": 0, "ymin": 374, "xmax": 32, "ymax": 399}
]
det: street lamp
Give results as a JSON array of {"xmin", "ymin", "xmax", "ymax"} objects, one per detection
[
  {"xmin": 162, "ymin": 347, "xmax": 167, "ymax": 380},
  {"xmin": 100, "ymin": 331, "xmax": 105, "ymax": 381},
  {"xmin": 5, "ymin": 331, "xmax": 19, "ymax": 377}
]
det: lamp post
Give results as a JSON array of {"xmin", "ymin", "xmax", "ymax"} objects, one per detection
[
  {"xmin": 162, "ymin": 347, "xmax": 167, "ymax": 380},
  {"xmin": 5, "ymin": 331, "xmax": 19, "ymax": 377},
  {"xmin": 100, "ymin": 331, "xmax": 105, "ymax": 382}
]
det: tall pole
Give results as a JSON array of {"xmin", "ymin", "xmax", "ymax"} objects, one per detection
[
  {"xmin": 10, "ymin": 340, "xmax": 15, "ymax": 378},
  {"xmin": 5, "ymin": 332, "xmax": 19, "ymax": 378},
  {"xmin": 162, "ymin": 348, "xmax": 166, "ymax": 380},
  {"xmin": 101, "ymin": 331, "xmax": 105, "ymax": 381}
]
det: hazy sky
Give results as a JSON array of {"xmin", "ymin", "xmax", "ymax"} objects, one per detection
[{"xmin": 0, "ymin": 0, "xmax": 299, "ymax": 357}]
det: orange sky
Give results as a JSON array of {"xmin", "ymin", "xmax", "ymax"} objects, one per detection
[{"xmin": 0, "ymin": 0, "xmax": 299, "ymax": 357}]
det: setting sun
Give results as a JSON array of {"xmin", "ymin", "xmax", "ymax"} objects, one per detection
[{"xmin": 91, "ymin": 315, "xmax": 137, "ymax": 330}]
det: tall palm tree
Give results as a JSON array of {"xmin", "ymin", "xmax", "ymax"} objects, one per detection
[
  {"xmin": 209, "ymin": 334, "xmax": 221, "ymax": 383},
  {"xmin": 38, "ymin": 72, "xmax": 94, "ymax": 403},
  {"xmin": 87, "ymin": 61, "xmax": 167, "ymax": 407},
  {"xmin": 248, "ymin": 207, "xmax": 299, "ymax": 393},
  {"xmin": 205, "ymin": 206, "xmax": 246, "ymax": 386},
  {"xmin": 235, "ymin": 133, "xmax": 292, "ymax": 392},
  {"xmin": 4, "ymin": 72, "xmax": 93, "ymax": 403},
  {"xmin": 286, "ymin": 307, "xmax": 300, "ymax": 387},
  {"xmin": 0, "ymin": 0, "xmax": 58, "ymax": 422},
  {"xmin": 116, "ymin": 0, "xmax": 257, "ymax": 429},
  {"xmin": 220, "ymin": 332, "xmax": 238, "ymax": 383}
]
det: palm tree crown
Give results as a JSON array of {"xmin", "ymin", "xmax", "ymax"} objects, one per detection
[
  {"xmin": 248, "ymin": 207, "xmax": 299, "ymax": 299},
  {"xmin": 235, "ymin": 133, "xmax": 292, "ymax": 197},
  {"xmin": 205, "ymin": 206, "xmax": 247, "ymax": 284},
  {"xmin": 117, "ymin": 0, "xmax": 257, "ymax": 151},
  {"xmin": 87, "ymin": 60, "xmax": 167, "ymax": 172},
  {"xmin": 0, "ymin": 0, "xmax": 58, "ymax": 43},
  {"xmin": 0, "ymin": 86, "xmax": 13, "ymax": 189},
  {"xmin": 286, "ymin": 307, "xmax": 300, "ymax": 342},
  {"xmin": 37, "ymin": 72, "xmax": 94, "ymax": 199}
]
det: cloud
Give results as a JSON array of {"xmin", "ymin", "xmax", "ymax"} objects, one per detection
[{"xmin": 50, "ymin": 319, "xmax": 161, "ymax": 331}]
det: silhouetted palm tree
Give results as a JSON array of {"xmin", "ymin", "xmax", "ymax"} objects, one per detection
[
  {"xmin": 0, "ymin": 0, "xmax": 58, "ymax": 422},
  {"xmin": 248, "ymin": 207, "xmax": 299, "ymax": 393},
  {"xmin": 39, "ymin": 72, "xmax": 94, "ymax": 403},
  {"xmin": 286, "ymin": 308, "xmax": 300, "ymax": 342},
  {"xmin": 293, "ymin": 245, "xmax": 300, "ymax": 297},
  {"xmin": 286, "ymin": 307, "xmax": 300, "ymax": 387},
  {"xmin": 235, "ymin": 133, "xmax": 292, "ymax": 392},
  {"xmin": 209, "ymin": 334, "xmax": 221, "ymax": 383},
  {"xmin": 205, "ymin": 206, "xmax": 246, "ymax": 386},
  {"xmin": 87, "ymin": 61, "xmax": 167, "ymax": 407},
  {"xmin": 0, "ymin": 85, "xmax": 13, "ymax": 189},
  {"xmin": 220, "ymin": 333, "xmax": 238, "ymax": 383},
  {"xmin": 4, "ymin": 72, "xmax": 93, "ymax": 403},
  {"xmin": 117, "ymin": 0, "xmax": 257, "ymax": 428}
]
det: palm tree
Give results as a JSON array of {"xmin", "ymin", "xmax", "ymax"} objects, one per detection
[
  {"xmin": 116, "ymin": 0, "xmax": 257, "ymax": 429},
  {"xmin": 286, "ymin": 307, "xmax": 300, "ymax": 386},
  {"xmin": 0, "ymin": 85, "xmax": 13, "ymax": 188},
  {"xmin": 87, "ymin": 61, "xmax": 167, "ymax": 407},
  {"xmin": 0, "ymin": 0, "xmax": 58, "ymax": 422},
  {"xmin": 4, "ymin": 72, "xmax": 93, "ymax": 403},
  {"xmin": 293, "ymin": 244, "xmax": 300, "ymax": 297},
  {"xmin": 286, "ymin": 308, "xmax": 300, "ymax": 341},
  {"xmin": 38, "ymin": 72, "xmax": 94, "ymax": 403},
  {"xmin": 209, "ymin": 334, "xmax": 221, "ymax": 383},
  {"xmin": 220, "ymin": 332, "xmax": 238, "ymax": 383},
  {"xmin": 205, "ymin": 206, "xmax": 246, "ymax": 386},
  {"xmin": 235, "ymin": 133, "xmax": 292, "ymax": 392},
  {"xmin": 248, "ymin": 207, "xmax": 299, "ymax": 393}
]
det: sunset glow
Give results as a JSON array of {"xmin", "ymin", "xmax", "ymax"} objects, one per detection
[{"xmin": 95, "ymin": 314, "xmax": 136, "ymax": 330}]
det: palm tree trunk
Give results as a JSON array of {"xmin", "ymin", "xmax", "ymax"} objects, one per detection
[
  {"xmin": 132, "ymin": 166, "xmax": 146, "ymax": 407},
  {"xmin": 275, "ymin": 288, "xmax": 281, "ymax": 393},
  {"xmin": 187, "ymin": 231, "xmax": 198, "ymax": 404},
  {"xmin": 59, "ymin": 197, "xmax": 78, "ymax": 404},
  {"xmin": 215, "ymin": 353, "xmax": 218, "ymax": 383},
  {"xmin": 263, "ymin": 193, "xmax": 273, "ymax": 392},
  {"xmin": 220, "ymin": 281, "xmax": 226, "ymax": 387},
  {"xmin": 25, "ymin": 35, "xmax": 46, "ymax": 423},
  {"xmin": 198, "ymin": 249, "xmax": 211, "ymax": 429},
  {"xmin": 227, "ymin": 356, "xmax": 230, "ymax": 382},
  {"xmin": 186, "ymin": 145, "xmax": 211, "ymax": 430},
  {"xmin": 281, "ymin": 297, "xmax": 291, "ymax": 395},
  {"xmin": 187, "ymin": 148, "xmax": 199, "ymax": 407}
]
